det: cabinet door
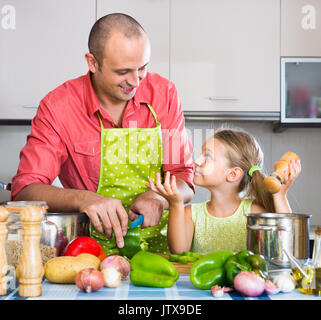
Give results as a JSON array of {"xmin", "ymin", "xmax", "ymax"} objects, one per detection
[
  {"xmin": 0, "ymin": 0, "xmax": 95, "ymax": 120},
  {"xmin": 171, "ymin": 0, "xmax": 280, "ymax": 112},
  {"xmin": 281, "ymin": 0, "xmax": 321, "ymax": 57},
  {"xmin": 97, "ymin": 0, "xmax": 170, "ymax": 78}
]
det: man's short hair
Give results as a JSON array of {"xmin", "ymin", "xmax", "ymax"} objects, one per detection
[{"xmin": 88, "ymin": 13, "xmax": 145, "ymax": 70}]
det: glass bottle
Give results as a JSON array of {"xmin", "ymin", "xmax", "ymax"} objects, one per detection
[{"xmin": 294, "ymin": 227, "xmax": 321, "ymax": 295}]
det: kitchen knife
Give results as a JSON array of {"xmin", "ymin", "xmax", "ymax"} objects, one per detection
[{"xmin": 130, "ymin": 214, "xmax": 144, "ymax": 229}]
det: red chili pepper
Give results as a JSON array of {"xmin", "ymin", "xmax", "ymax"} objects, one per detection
[{"xmin": 63, "ymin": 236, "xmax": 106, "ymax": 261}]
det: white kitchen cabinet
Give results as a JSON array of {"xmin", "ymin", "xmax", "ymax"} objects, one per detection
[
  {"xmin": 0, "ymin": 0, "xmax": 95, "ymax": 120},
  {"xmin": 281, "ymin": 0, "xmax": 321, "ymax": 57},
  {"xmin": 170, "ymin": 0, "xmax": 280, "ymax": 112},
  {"xmin": 97, "ymin": 0, "xmax": 170, "ymax": 79}
]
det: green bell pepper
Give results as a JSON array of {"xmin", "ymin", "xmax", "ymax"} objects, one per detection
[
  {"xmin": 168, "ymin": 252, "xmax": 202, "ymax": 264},
  {"xmin": 119, "ymin": 227, "xmax": 148, "ymax": 259},
  {"xmin": 224, "ymin": 250, "xmax": 268, "ymax": 286},
  {"xmin": 96, "ymin": 227, "xmax": 148, "ymax": 259},
  {"xmin": 130, "ymin": 251, "xmax": 179, "ymax": 288},
  {"xmin": 190, "ymin": 250, "xmax": 234, "ymax": 289}
]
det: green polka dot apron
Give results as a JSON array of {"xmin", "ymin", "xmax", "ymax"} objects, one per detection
[{"xmin": 90, "ymin": 103, "xmax": 169, "ymax": 255}]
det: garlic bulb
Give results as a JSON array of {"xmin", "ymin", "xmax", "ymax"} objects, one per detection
[
  {"xmin": 102, "ymin": 267, "xmax": 122, "ymax": 288},
  {"xmin": 272, "ymin": 273, "xmax": 296, "ymax": 292}
]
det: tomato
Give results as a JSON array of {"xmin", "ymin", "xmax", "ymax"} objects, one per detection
[{"xmin": 63, "ymin": 236, "xmax": 106, "ymax": 261}]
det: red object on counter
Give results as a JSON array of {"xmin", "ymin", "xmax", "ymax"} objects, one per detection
[{"xmin": 63, "ymin": 236, "xmax": 106, "ymax": 261}]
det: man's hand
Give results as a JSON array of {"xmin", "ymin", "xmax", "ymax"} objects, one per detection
[
  {"xmin": 128, "ymin": 191, "xmax": 166, "ymax": 228},
  {"xmin": 14, "ymin": 183, "xmax": 129, "ymax": 248},
  {"xmin": 79, "ymin": 192, "xmax": 128, "ymax": 248}
]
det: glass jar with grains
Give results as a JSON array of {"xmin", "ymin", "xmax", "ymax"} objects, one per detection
[{"xmin": 5, "ymin": 201, "xmax": 58, "ymax": 268}]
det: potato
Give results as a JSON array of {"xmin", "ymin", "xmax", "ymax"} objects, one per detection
[
  {"xmin": 76, "ymin": 253, "xmax": 101, "ymax": 270},
  {"xmin": 44, "ymin": 256, "xmax": 96, "ymax": 284}
]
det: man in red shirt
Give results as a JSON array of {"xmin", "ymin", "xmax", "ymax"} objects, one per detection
[{"xmin": 11, "ymin": 13, "xmax": 194, "ymax": 249}]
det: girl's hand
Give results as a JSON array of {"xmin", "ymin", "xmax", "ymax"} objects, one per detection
[
  {"xmin": 146, "ymin": 172, "xmax": 183, "ymax": 204},
  {"xmin": 278, "ymin": 159, "xmax": 301, "ymax": 195}
]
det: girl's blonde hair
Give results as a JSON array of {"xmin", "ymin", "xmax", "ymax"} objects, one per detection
[{"xmin": 214, "ymin": 127, "xmax": 275, "ymax": 212}]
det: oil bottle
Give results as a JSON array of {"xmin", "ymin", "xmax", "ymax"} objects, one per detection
[{"xmin": 293, "ymin": 226, "xmax": 321, "ymax": 296}]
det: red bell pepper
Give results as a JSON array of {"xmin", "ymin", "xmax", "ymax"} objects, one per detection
[{"xmin": 63, "ymin": 236, "xmax": 106, "ymax": 261}]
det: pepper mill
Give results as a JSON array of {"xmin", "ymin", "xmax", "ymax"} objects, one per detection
[
  {"xmin": 263, "ymin": 151, "xmax": 300, "ymax": 194},
  {"xmin": 16, "ymin": 205, "xmax": 44, "ymax": 297},
  {"xmin": 0, "ymin": 206, "xmax": 9, "ymax": 296}
]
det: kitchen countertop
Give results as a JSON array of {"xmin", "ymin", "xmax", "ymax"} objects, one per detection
[{"xmin": 1, "ymin": 274, "xmax": 320, "ymax": 301}]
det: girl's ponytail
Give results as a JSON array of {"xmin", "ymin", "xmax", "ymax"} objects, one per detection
[
  {"xmin": 214, "ymin": 127, "xmax": 275, "ymax": 212},
  {"xmin": 247, "ymin": 170, "xmax": 275, "ymax": 213}
]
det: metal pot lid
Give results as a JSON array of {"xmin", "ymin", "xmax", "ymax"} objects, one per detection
[{"xmin": 245, "ymin": 212, "xmax": 311, "ymax": 218}]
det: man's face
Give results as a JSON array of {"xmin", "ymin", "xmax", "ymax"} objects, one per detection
[{"xmin": 93, "ymin": 30, "xmax": 151, "ymax": 104}]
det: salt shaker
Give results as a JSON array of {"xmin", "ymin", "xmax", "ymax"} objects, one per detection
[
  {"xmin": 16, "ymin": 206, "xmax": 44, "ymax": 297},
  {"xmin": 0, "ymin": 207, "xmax": 9, "ymax": 296}
]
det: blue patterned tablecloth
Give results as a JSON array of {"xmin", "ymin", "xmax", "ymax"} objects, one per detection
[{"xmin": 1, "ymin": 274, "xmax": 320, "ymax": 301}]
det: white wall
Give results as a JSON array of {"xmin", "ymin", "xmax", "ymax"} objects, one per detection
[
  {"xmin": 0, "ymin": 121, "xmax": 320, "ymax": 226},
  {"xmin": 0, "ymin": 125, "xmax": 30, "ymax": 202}
]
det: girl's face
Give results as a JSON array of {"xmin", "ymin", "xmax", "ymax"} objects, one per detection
[{"xmin": 193, "ymin": 137, "xmax": 231, "ymax": 187}]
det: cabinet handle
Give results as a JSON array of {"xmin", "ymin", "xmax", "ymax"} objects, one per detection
[
  {"xmin": 208, "ymin": 96, "xmax": 238, "ymax": 101},
  {"xmin": 22, "ymin": 105, "xmax": 38, "ymax": 109}
]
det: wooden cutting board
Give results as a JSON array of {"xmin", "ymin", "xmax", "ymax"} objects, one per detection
[{"xmin": 160, "ymin": 254, "xmax": 194, "ymax": 274}]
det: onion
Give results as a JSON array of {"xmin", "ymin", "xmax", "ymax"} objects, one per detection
[
  {"xmin": 100, "ymin": 255, "xmax": 131, "ymax": 280},
  {"xmin": 75, "ymin": 268, "xmax": 104, "ymax": 293},
  {"xmin": 102, "ymin": 267, "xmax": 122, "ymax": 288},
  {"xmin": 264, "ymin": 280, "xmax": 280, "ymax": 295},
  {"xmin": 233, "ymin": 271, "xmax": 265, "ymax": 297}
]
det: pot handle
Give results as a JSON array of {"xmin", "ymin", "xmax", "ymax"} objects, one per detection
[{"xmin": 247, "ymin": 224, "xmax": 287, "ymax": 231}]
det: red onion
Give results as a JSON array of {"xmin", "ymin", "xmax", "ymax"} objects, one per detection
[
  {"xmin": 100, "ymin": 255, "xmax": 131, "ymax": 279},
  {"xmin": 75, "ymin": 268, "xmax": 104, "ymax": 293},
  {"xmin": 264, "ymin": 280, "xmax": 280, "ymax": 295},
  {"xmin": 233, "ymin": 271, "xmax": 265, "ymax": 297}
]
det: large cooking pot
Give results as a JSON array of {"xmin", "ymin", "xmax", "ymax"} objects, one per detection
[
  {"xmin": 46, "ymin": 212, "xmax": 90, "ymax": 255},
  {"xmin": 246, "ymin": 213, "xmax": 311, "ymax": 266}
]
